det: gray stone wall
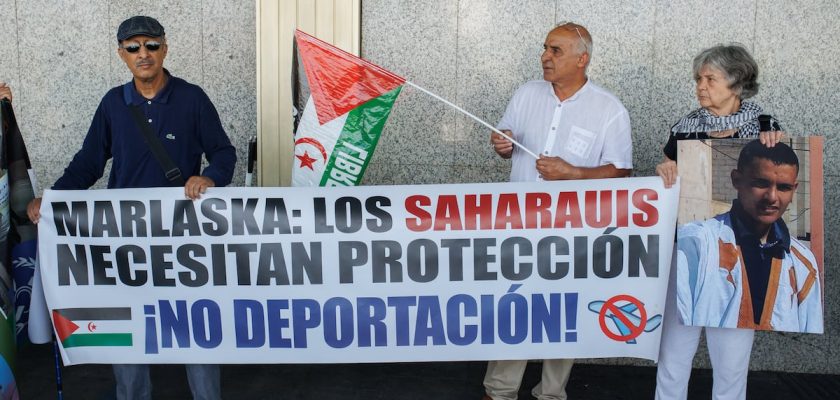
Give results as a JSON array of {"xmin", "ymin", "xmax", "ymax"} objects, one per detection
[
  {"xmin": 1, "ymin": 0, "xmax": 837, "ymax": 375},
  {"xmin": 361, "ymin": 0, "xmax": 839, "ymax": 374}
]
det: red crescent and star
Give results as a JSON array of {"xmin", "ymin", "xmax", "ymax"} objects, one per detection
[{"xmin": 294, "ymin": 137, "xmax": 328, "ymax": 170}]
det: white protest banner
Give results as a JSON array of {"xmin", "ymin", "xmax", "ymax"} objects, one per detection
[{"xmin": 37, "ymin": 178, "xmax": 678, "ymax": 365}]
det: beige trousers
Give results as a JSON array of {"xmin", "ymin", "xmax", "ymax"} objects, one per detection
[{"xmin": 483, "ymin": 359, "xmax": 574, "ymax": 400}]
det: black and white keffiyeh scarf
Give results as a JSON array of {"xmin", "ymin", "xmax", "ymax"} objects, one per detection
[{"xmin": 670, "ymin": 101, "xmax": 764, "ymax": 137}]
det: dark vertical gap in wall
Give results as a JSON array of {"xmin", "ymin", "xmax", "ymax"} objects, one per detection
[
  {"xmin": 651, "ymin": 3, "xmax": 659, "ymax": 78},
  {"xmin": 201, "ymin": 0, "xmax": 206, "ymax": 86},
  {"xmin": 107, "ymin": 1, "xmax": 112, "ymax": 87},
  {"xmin": 751, "ymin": 0, "xmax": 758, "ymax": 53},
  {"xmin": 358, "ymin": 0, "xmax": 363, "ymax": 56},
  {"xmin": 13, "ymin": 0, "xmax": 21, "ymax": 102},
  {"xmin": 650, "ymin": 0, "xmax": 659, "ymax": 133},
  {"xmin": 453, "ymin": 0, "xmax": 461, "ymax": 168},
  {"xmin": 358, "ymin": 0, "xmax": 364, "ymax": 57}
]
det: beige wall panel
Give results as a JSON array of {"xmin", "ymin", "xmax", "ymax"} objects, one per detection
[
  {"xmin": 314, "ymin": 0, "xmax": 336, "ymax": 41},
  {"xmin": 677, "ymin": 141, "xmax": 713, "ymax": 225},
  {"xmin": 257, "ymin": 0, "xmax": 281, "ymax": 186},
  {"xmin": 334, "ymin": 0, "xmax": 361, "ymax": 54},
  {"xmin": 296, "ymin": 0, "xmax": 316, "ymax": 33}
]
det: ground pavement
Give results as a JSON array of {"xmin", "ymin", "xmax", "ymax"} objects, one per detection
[{"xmin": 15, "ymin": 343, "xmax": 840, "ymax": 399}]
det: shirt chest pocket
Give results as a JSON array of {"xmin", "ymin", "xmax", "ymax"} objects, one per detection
[
  {"xmin": 778, "ymin": 267, "xmax": 798, "ymax": 312},
  {"xmin": 563, "ymin": 126, "xmax": 597, "ymax": 159}
]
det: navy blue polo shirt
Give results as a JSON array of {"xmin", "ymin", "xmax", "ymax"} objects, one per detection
[
  {"xmin": 53, "ymin": 71, "xmax": 236, "ymax": 190},
  {"xmin": 729, "ymin": 200, "xmax": 791, "ymax": 325}
]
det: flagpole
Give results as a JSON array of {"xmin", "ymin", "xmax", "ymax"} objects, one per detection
[
  {"xmin": 53, "ymin": 340, "xmax": 64, "ymax": 400},
  {"xmin": 245, "ymin": 136, "xmax": 257, "ymax": 187},
  {"xmin": 404, "ymin": 81, "xmax": 539, "ymax": 160}
]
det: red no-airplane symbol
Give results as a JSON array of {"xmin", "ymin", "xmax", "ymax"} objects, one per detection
[{"xmin": 597, "ymin": 294, "xmax": 647, "ymax": 342}]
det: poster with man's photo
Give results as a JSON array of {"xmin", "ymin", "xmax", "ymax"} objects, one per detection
[{"xmin": 675, "ymin": 137, "xmax": 824, "ymax": 333}]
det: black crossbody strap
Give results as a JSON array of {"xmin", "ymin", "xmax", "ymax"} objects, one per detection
[
  {"xmin": 758, "ymin": 114, "xmax": 781, "ymax": 132},
  {"xmin": 128, "ymin": 105, "xmax": 185, "ymax": 186}
]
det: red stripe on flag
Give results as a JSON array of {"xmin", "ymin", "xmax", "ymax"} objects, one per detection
[
  {"xmin": 52, "ymin": 310, "xmax": 79, "ymax": 342},
  {"xmin": 295, "ymin": 29, "xmax": 406, "ymax": 125}
]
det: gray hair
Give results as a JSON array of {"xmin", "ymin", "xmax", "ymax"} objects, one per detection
[
  {"xmin": 692, "ymin": 44, "xmax": 759, "ymax": 99},
  {"xmin": 555, "ymin": 22, "xmax": 593, "ymax": 57}
]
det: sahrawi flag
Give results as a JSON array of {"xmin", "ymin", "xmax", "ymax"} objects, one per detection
[
  {"xmin": 0, "ymin": 99, "xmax": 41, "ymax": 400},
  {"xmin": 293, "ymin": 30, "xmax": 404, "ymax": 187},
  {"xmin": 52, "ymin": 308, "xmax": 133, "ymax": 348}
]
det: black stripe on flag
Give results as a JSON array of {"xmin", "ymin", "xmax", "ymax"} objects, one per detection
[{"xmin": 58, "ymin": 307, "xmax": 131, "ymax": 321}]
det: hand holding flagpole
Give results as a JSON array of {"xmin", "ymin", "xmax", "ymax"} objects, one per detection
[{"xmin": 404, "ymin": 82, "xmax": 538, "ymax": 159}]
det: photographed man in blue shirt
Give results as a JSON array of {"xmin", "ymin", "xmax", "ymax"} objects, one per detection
[
  {"xmin": 26, "ymin": 15, "xmax": 235, "ymax": 400},
  {"xmin": 657, "ymin": 140, "xmax": 821, "ymax": 400},
  {"xmin": 672, "ymin": 140, "xmax": 822, "ymax": 332}
]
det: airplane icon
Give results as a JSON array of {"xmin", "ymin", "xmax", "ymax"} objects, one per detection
[{"xmin": 588, "ymin": 300, "xmax": 662, "ymax": 344}]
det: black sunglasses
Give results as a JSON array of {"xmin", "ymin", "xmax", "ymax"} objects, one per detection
[{"xmin": 121, "ymin": 41, "xmax": 163, "ymax": 53}]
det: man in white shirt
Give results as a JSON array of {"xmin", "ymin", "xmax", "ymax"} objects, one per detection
[{"xmin": 484, "ymin": 22, "xmax": 633, "ymax": 400}]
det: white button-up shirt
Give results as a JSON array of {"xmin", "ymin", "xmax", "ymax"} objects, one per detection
[{"xmin": 498, "ymin": 79, "xmax": 633, "ymax": 182}]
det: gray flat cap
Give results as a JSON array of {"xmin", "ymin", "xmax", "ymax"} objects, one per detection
[{"xmin": 117, "ymin": 16, "xmax": 165, "ymax": 41}]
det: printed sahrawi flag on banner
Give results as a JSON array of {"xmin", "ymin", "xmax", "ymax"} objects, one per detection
[
  {"xmin": 0, "ymin": 99, "xmax": 39, "ymax": 399},
  {"xmin": 292, "ymin": 29, "xmax": 405, "ymax": 187},
  {"xmin": 53, "ymin": 308, "xmax": 133, "ymax": 348}
]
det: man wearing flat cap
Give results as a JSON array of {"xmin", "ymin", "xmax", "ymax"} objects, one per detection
[{"xmin": 27, "ymin": 15, "xmax": 234, "ymax": 400}]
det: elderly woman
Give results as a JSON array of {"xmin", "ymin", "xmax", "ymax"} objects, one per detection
[
  {"xmin": 654, "ymin": 44, "xmax": 782, "ymax": 400},
  {"xmin": 656, "ymin": 44, "xmax": 782, "ymax": 186}
]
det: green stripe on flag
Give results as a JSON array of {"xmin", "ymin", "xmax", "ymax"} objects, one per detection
[
  {"xmin": 319, "ymin": 86, "xmax": 402, "ymax": 186},
  {"xmin": 63, "ymin": 333, "xmax": 133, "ymax": 348},
  {"xmin": 0, "ymin": 312, "xmax": 17, "ymax": 375}
]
